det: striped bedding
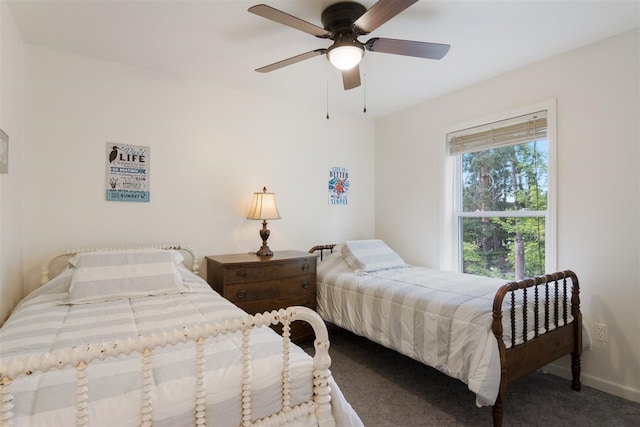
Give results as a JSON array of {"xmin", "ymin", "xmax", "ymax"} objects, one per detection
[
  {"xmin": 316, "ymin": 251, "xmax": 573, "ymax": 408},
  {"xmin": 0, "ymin": 266, "xmax": 362, "ymax": 427}
]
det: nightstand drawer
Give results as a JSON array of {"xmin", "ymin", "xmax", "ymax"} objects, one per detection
[
  {"xmin": 221, "ymin": 259, "xmax": 315, "ymax": 284},
  {"xmin": 237, "ymin": 294, "xmax": 316, "ymax": 315},
  {"xmin": 225, "ymin": 276, "xmax": 316, "ymax": 303}
]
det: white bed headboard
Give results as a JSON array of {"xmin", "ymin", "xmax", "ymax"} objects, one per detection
[{"xmin": 40, "ymin": 245, "xmax": 200, "ymax": 285}]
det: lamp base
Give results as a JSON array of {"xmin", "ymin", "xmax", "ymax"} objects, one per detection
[
  {"xmin": 255, "ymin": 245, "xmax": 274, "ymax": 257},
  {"xmin": 256, "ymin": 221, "xmax": 274, "ymax": 256}
]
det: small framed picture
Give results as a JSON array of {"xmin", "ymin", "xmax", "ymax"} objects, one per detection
[
  {"xmin": 328, "ymin": 165, "xmax": 349, "ymax": 206},
  {"xmin": 0, "ymin": 129, "xmax": 8, "ymax": 174}
]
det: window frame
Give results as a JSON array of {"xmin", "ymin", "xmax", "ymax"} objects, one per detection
[{"xmin": 439, "ymin": 100, "xmax": 557, "ymax": 276}]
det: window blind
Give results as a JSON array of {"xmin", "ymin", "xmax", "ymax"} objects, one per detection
[{"xmin": 448, "ymin": 110, "xmax": 547, "ymax": 156}]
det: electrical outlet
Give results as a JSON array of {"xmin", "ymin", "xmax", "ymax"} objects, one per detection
[{"xmin": 594, "ymin": 323, "xmax": 608, "ymax": 342}]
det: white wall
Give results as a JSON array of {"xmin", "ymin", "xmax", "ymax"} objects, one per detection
[
  {"xmin": 21, "ymin": 45, "xmax": 375, "ymax": 295},
  {"xmin": 375, "ymin": 29, "xmax": 640, "ymax": 402},
  {"xmin": 0, "ymin": 1, "xmax": 24, "ymax": 323}
]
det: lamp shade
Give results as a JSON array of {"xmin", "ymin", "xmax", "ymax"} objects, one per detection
[{"xmin": 246, "ymin": 187, "xmax": 280, "ymax": 220}]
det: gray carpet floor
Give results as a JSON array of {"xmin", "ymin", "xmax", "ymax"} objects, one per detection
[{"xmin": 304, "ymin": 324, "xmax": 640, "ymax": 426}]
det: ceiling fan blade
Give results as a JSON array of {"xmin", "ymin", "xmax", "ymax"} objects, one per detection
[
  {"xmin": 365, "ymin": 38, "xmax": 450, "ymax": 60},
  {"xmin": 342, "ymin": 65, "xmax": 361, "ymax": 90},
  {"xmin": 353, "ymin": 0, "xmax": 418, "ymax": 35},
  {"xmin": 256, "ymin": 49, "xmax": 327, "ymax": 73},
  {"xmin": 249, "ymin": 4, "xmax": 330, "ymax": 38}
]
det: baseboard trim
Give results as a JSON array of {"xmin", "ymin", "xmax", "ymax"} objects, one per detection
[{"xmin": 544, "ymin": 362, "xmax": 640, "ymax": 404}]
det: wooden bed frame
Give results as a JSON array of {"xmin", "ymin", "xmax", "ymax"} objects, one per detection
[
  {"xmin": 309, "ymin": 244, "xmax": 582, "ymax": 427},
  {"xmin": 1, "ymin": 245, "xmax": 336, "ymax": 427}
]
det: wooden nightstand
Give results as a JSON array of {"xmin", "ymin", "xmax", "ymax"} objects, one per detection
[{"xmin": 205, "ymin": 250, "xmax": 318, "ymax": 342}]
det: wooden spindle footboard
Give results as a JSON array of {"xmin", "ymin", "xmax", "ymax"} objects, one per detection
[
  {"xmin": 491, "ymin": 270, "xmax": 582, "ymax": 427},
  {"xmin": 0, "ymin": 306, "xmax": 335, "ymax": 427}
]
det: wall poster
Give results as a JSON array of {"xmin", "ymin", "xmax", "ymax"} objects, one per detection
[
  {"xmin": 106, "ymin": 143, "xmax": 150, "ymax": 202},
  {"xmin": 328, "ymin": 166, "xmax": 349, "ymax": 206}
]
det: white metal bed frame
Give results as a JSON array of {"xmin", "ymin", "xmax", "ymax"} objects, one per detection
[{"xmin": 0, "ymin": 245, "xmax": 336, "ymax": 427}]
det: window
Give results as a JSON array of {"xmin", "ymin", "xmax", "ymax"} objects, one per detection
[{"xmin": 443, "ymin": 105, "xmax": 556, "ymax": 280}]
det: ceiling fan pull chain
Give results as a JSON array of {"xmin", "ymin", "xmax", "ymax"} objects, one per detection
[
  {"xmin": 326, "ymin": 80, "xmax": 330, "ymax": 120},
  {"xmin": 363, "ymin": 72, "xmax": 367, "ymax": 114}
]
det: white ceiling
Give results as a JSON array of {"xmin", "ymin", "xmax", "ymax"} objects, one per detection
[{"xmin": 7, "ymin": 0, "xmax": 640, "ymax": 118}]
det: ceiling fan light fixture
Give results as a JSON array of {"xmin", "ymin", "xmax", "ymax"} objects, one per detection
[
  {"xmin": 327, "ymin": 43, "xmax": 364, "ymax": 70},
  {"xmin": 250, "ymin": 1, "xmax": 451, "ymax": 91}
]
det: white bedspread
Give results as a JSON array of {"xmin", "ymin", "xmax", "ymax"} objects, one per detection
[
  {"xmin": 316, "ymin": 253, "xmax": 573, "ymax": 407},
  {"xmin": 0, "ymin": 267, "xmax": 363, "ymax": 427}
]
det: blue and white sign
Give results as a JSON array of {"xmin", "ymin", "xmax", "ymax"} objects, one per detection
[
  {"xmin": 106, "ymin": 143, "xmax": 150, "ymax": 202},
  {"xmin": 328, "ymin": 166, "xmax": 349, "ymax": 206}
]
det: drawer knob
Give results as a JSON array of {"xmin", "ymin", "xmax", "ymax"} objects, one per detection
[
  {"xmin": 301, "ymin": 263, "xmax": 310, "ymax": 272},
  {"xmin": 301, "ymin": 281, "xmax": 310, "ymax": 289},
  {"xmin": 235, "ymin": 270, "xmax": 247, "ymax": 279},
  {"xmin": 236, "ymin": 289, "xmax": 248, "ymax": 299}
]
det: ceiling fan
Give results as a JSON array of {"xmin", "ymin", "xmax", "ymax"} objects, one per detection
[{"xmin": 248, "ymin": 0, "xmax": 450, "ymax": 90}]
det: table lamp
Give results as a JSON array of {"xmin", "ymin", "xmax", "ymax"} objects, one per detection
[{"xmin": 246, "ymin": 187, "xmax": 281, "ymax": 256}]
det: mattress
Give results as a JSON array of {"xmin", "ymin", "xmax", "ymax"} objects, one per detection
[
  {"xmin": 316, "ymin": 251, "xmax": 573, "ymax": 407},
  {"xmin": 0, "ymin": 266, "xmax": 362, "ymax": 427}
]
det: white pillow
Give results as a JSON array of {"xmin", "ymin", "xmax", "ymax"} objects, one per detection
[
  {"xmin": 342, "ymin": 240, "xmax": 407, "ymax": 274},
  {"xmin": 68, "ymin": 249, "xmax": 187, "ymax": 304}
]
